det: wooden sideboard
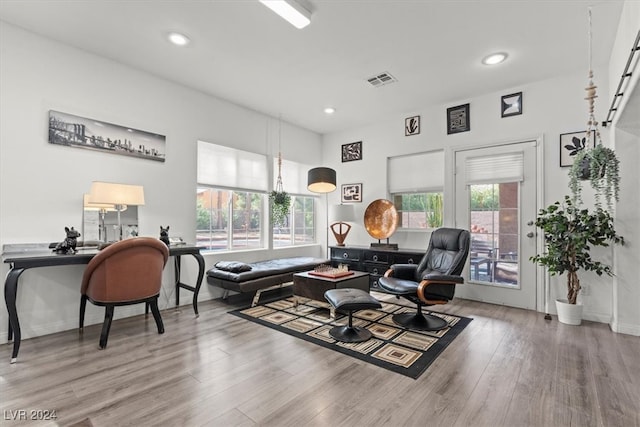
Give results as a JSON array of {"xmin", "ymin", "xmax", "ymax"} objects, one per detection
[{"xmin": 329, "ymin": 245, "xmax": 424, "ymax": 290}]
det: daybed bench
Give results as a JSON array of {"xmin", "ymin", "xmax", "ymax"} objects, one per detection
[{"xmin": 207, "ymin": 256, "xmax": 327, "ymax": 306}]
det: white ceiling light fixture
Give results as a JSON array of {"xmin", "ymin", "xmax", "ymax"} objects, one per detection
[
  {"xmin": 482, "ymin": 52, "xmax": 508, "ymax": 65},
  {"xmin": 259, "ymin": 0, "xmax": 311, "ymax": 29},
  {"xmin": 167, "ymin": 32, "xmax": 191, "ymax": 46},
  {"xmin": 324, "ymin": 107, "xmax": 335, "ymax": 114}
]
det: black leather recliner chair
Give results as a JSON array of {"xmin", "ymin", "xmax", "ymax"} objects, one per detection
[{"xmin": 378, "ymin": 227, "xmax": 470, "ymax": 331}]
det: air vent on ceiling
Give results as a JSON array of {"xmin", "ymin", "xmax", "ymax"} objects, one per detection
[{"xmin": 366, "ymin": 72, "xmax": 397, "ymax": 87}]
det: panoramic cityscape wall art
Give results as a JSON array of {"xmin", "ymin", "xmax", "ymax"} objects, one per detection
[{"xmin": 48, "ymin": 110, "xmax": 166, "ymax": 162}]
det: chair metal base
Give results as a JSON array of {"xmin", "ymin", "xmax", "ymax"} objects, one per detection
[
  {"xmin": 392, "ymin": 312, "xmax": 449, "ymax": 331},
  {"xmin": 329, "ymin": 324, "xmax": 372, "ymax": 343}
]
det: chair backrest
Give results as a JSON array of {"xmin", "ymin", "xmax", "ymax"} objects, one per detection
[
  {"xmin": 81, "ymin": 237, "xmax": 169, "ymax": 303},
  {"xmin": 415, "ymin": 228, "xmax": 471, "ymax": 279}
]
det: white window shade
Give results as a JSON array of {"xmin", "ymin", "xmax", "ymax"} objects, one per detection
[
  {"xmin": 465, "ymin": 152, "xmax": 524, "ymax": 184},
  {"xmin": 388, "ymin": 150, "xmax": 444, "ymax": 193},
  {"xmin": 197, "ymin": 141, "xmax": 268, "ymax": 192},
  {"xmin": 274, "ymin": 158, "xmax": 313, "ymax": 195}
]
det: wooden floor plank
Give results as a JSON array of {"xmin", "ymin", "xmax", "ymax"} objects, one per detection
[{"xmin": 1, "ymin": 296, "xmax": 639, "ymax": 426}]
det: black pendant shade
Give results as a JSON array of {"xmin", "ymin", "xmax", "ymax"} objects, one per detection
[{"xmin": 307, "ymin": 167, "xmax": 337, "ymax": 193}]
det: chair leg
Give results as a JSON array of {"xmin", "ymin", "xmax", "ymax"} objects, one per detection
[
  {"xmin": 79, "ymin": 295, "xmax": 87, "ymax": 333},
  {"xmin": 149, "ymin": 298, "xmax": 164, "ymax": 334},
  {"xmin": 391, "ymin": 303, "xmax": 449, "ymax": 331},
  {"xmin": 99, "ymin": 305, "xmax": 115, "ymax": 349},
  {"xmin": 328, "ymin": 311, "xmax": 372, "ymax": 343}
]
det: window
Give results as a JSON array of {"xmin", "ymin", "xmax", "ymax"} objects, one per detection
[
  {"xmin": 196, "ymin": 141, "xmax": 318, "ymax": 251},
  {"xmin": 272, "ymin": 157, "xmax": 316, "ymax": 247},
  {"xmin": 392, "ymin": 192, "xmax": 443, "ymax": 229},
  {"xmin": 273, "ymin": 195, "xmax": 315, "ymax": 247},
  {"xmin": 388, "ymin": 150, "xmax": 444, "ymax": 229},
  {"xmin": 465, "ymin": 151, "xmax": 523, "ymax": 285},
  {"xmin": 196, "ymin": 187, "xmax": 264, "ymax": 251},
  {"xmin": 196, "ymin": 141, "xmax": 268, "ymax": 251}
]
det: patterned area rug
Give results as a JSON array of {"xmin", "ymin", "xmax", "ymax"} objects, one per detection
[{"xmin": 229, "ymin": 295, "xmax": 472, "ymax": 379}]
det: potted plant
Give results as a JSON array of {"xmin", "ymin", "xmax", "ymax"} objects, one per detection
[
  {"xmin": 569, "ymin": 143, "xmax": 620, "ymax": 211},
  {"xmin": 530, "ymin": 195, "xmax": 623, "ymax": 325},
  {"xmin": 270, "ymin": 190, "xmax": 290, "ymax": 227}
]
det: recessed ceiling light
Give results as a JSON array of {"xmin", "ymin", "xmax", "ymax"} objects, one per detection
[
  {"xmin": 482, "ymin": 52, "xmax": 508, "ymax": 65},
  {"xmin": 324, "ymin": 107, "xmax": 335, "ymax": 114},
  {"xmin": 167, "ymin": 32, "xmax": 190, "ymax": 47}
]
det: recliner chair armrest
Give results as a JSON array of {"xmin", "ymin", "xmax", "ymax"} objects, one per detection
[
  {"xmin": 384, "ymin": 264, "xmax": 419, "ymax": 280},
  {"xmin": 416, "ymin": 274, "xmax": 463, "ymax": 305}
]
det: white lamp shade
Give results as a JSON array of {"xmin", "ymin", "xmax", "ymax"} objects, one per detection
[
  {"xmin": 88, "ymin": 182, "xmax": 145, "ymax": 206},
  {"xmin": 330, "ymin": 204, "xmax": 355, "ymax": 222}
]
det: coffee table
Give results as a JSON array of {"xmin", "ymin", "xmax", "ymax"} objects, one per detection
[{"xmin": 292, "ymin": 271, "xmax": 370, "ymax": 316}]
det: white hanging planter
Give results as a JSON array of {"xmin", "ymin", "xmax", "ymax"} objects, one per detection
[{"xmin": 556, "ymin": 299, "xmax": 584, "ymax": 325}]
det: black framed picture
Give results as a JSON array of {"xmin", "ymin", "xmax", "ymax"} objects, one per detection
[
  {"xmin": 48, "ymin": 110, "xmax": 166, "ymax": 162},
  {"xmin": 501, "ymin": 92, "xmax": 523, "ymax": 117},
  {"xmin": 447, "ymin": 104, "xmax": 470, "ymax": 134},
  {"xmin": 560, "ymin": 130, "xmax": 596, "ymax": 167},
  {"xmin": 405, "ymin": 115, "xmax": 420, "ymax": 136},
  {"xmin": 341, "ymin": 183, "xmax": 362, "ymax": 203},
  {"xmin": 342, "ymin": 141, "xmax": 362, "ymax": 162}
]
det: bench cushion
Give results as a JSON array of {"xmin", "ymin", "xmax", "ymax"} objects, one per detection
[{"xmin": 207, "ymin": 256, "xmax": 327, "ymax": 293}]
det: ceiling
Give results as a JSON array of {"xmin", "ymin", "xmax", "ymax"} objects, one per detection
[{"xmin": 0, "ymin": 0, "xmax": 625, "ymax": 135}]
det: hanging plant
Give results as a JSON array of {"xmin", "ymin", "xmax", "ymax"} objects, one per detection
[
  {"xmin": 567, "ymin": 9, "xmax": 620, "ymax": 213},
  {"xmin": 271, "ymin": 121, "xmax": 290, "ymax": 227},
  {"xmin": 569, "ymin": 144, "xmax": 620, "ymax": 211},
  {"xmin": 270, "ymin": 189, "xmax": 291, "ymax": 227}
]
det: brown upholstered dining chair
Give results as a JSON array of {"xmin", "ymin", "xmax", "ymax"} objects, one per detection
[
  {"xmin": 378, "ymin": 228, "xmax": 470, "ymax": 331},
  {"xmin": 79, "ymin": 237, "xmax": 169, "ymax": 349}
]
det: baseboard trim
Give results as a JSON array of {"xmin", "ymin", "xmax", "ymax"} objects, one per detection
[{"xmin": 610, "ymin": 320, "xmax": 640, "ymax": 336}]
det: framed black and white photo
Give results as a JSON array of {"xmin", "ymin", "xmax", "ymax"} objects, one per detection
[
  {"xmin": 342, "ymin": 141, "xmax": 362, "ymax": 162},
  {"xmin": 48, "ymin": 110, "xmax": 166, "ymax": 162},
  {"xmin": 560, "ymin": 130, "xmax": 596, "ymax": 167},
  {"xmin": 341, "ymin": 183, "xmax": 362, "ymax": 203},
  {"xmin": 501, "ymin": 92, "xmax": 523, "ymax": 117},
  {"xmin": 447, "ymin": 104, "xmax": 470, "ymax": 134},
  {"xmin": 405, "ymin": 115, "xmax": 420, "ymax": 136}
]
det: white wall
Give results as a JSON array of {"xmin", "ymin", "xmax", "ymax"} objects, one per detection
[
  {"xmin": 322, "ymin": 66, "xmax": 622, "ymax": 324},
  {"xmin": 609, "ymin": 0, "xmax": 640, "ymax": 336},
  {"xmin": 0, "ymin": 22, "xmax": 324, "ymax": 341}
]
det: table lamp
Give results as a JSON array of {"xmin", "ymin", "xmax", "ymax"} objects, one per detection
[
  {"xmin": 83, "ymin": 194, "xmax": 118, "ymax": 243},
  {"xmin": 88, "ymin": 182, "xmax": 145, "ymax": 240}
]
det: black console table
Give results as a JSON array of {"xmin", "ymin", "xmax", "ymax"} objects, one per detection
[
  {"xmin": 329, "ymin": 245, "xmax": 424, "ymax": 290},
  {"xmin": 2, "ymin": 243, "xmax": 204, "ymax": 363}
]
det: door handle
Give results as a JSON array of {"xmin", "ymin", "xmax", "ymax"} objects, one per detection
[
  {"xmin": 526, "ymin": 232, "xmax": 535, "ymax": 238},
  {"xmin": 527, "ymin": 220, "xmax": 534, "ymax": 226}
]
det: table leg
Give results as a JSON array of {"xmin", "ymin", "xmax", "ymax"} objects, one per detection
[
  {"xmin": 192, "ymin": 253, "xmax": 204, "ymax": 317},
  {"xmin": 5, "ymin": 267, "xmax": 25, "ymax": 364},
  {"xmin": 174, "ymin": 256, "xmax": 181, "ymax": 307},
  {"xmin": 174, "ymin": 253, "xmax": 204, "ymax": 317}
]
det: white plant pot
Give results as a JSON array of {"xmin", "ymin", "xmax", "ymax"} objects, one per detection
[{"xmin": 556, "ymin": 299, "xmax": 583, "ymax": 325}]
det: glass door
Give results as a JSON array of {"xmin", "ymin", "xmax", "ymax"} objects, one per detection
[{"xmin": 454, "ymin": 141, "xmax": 539, "ymax": 310}]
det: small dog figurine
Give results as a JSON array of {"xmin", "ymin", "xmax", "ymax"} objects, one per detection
[
  {"xmin": 159, "ymin": 225, "xmax": 170, "ymax": 246},
  {"xmin": 53, "ymin": 226, "xmax": 81, "ymax": 254}
]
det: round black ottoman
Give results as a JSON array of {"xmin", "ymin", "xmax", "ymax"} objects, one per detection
[{"xmin": 324, "ymin": 288, "xmax": 382, "ymax": 343}]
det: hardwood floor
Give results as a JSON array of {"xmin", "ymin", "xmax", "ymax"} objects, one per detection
[{"xmin": 1, "ymin": 292, "xmax": 639, "ymax": 427}]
